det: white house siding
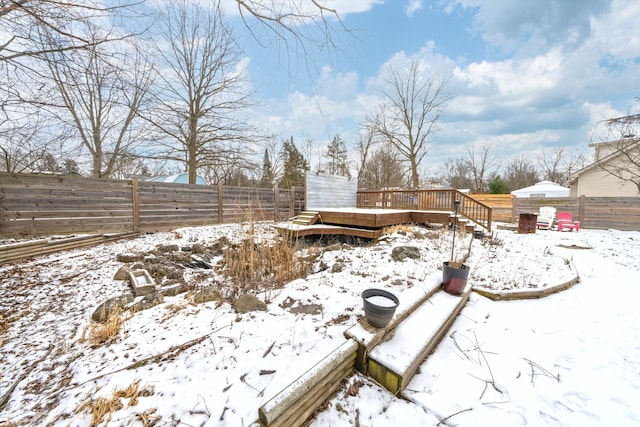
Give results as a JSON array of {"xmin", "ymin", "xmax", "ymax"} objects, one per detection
[
  {"xmin": 571, "ymin": 167, "xmax": 638, "ymax": 197},
  {"xmin": 305, "ymin": 172, "xmax": 357, "ymax": 210}
]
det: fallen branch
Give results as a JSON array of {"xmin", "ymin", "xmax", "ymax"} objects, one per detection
[
  {"xmin": 0, "ymin": 345, "xmax": 54, "ymax": 411},
  {"xmin": 46, "ymin": 325, "xmax": 229, "ymax": 400},
  {"xmin": 437, "ymin": 407, "xmax": 473, "ymax": 426},
  {"xmin": 524, "ymin": 357, "xmax": 560, "ymax": 385},
  {"xmin": 473, "ymin": 331, "xmax": 503, "ymax": 396}
]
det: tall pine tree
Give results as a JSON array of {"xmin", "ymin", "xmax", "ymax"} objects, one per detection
[
  {"xmin": 324, "ymin": 134, "xmax": 351, "ymax": 177},
  {"xmin": 259, "ymin": 148, "xmax": 275, "ymax": 187},
  {"xmin": 279, "ymin": 137, "xmax": 308, "ymax": 188}
]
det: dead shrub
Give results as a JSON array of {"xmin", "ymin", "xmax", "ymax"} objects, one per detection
[
  {"xmin": 84, "ymin": 306, "xmax": 130, "ymax": 346},
  {"xmin": 222, "ymin": 233, "xmax": 311, "ymax": 293},
  {"xmin": 78, "ymin": 379, "xmax": 154, "ymax": 426}
]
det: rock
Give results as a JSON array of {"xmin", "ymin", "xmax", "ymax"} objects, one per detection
[
  {"xmin": 323, "ymin": 243, "xmax": 342, "ymax": 253},
  {"xmin": 129, "ymin": 293, "xmax": 164, "ymax": 312},
  {"xmin": 92, "ymin": 294, "xmax": 133, "ymax": 323},
  {"xmin": 235, "ymin": 294, "xmax": 267, "ymax": 313},
  {"xmin": 161, "ymin": 283, "xmax": 190, "ymax": 297},
  {"xmin": 191, "ymin": 287, "xmax": 222, "ymax": 304},
  {"xmin": 289, "ymin": 303, "xmax": 323, "ymax": 315},
  {"xmin": 157, "ymin": 244, "xmax": 179, "ymax": 253},
  {"xmin": 391, "ymin": 246, "xmax": 421, "ymax": 262},
  {"xmin": 113, "ymin": 265, "xmax": 131, "ymax": 281},
  {"xmin": 117, "ymin": 252, "xmax": 142, "ymax": 263},
  {"xmin": 191, "ymin": 243, "xmax": 206, "ymax": 254},
  {"xmin": 165, "ymin": 268, "xmax": 184, "ymax": 280},
  {"xmin": 331, "ymin": 262, "xmax": 345, "ymax": 273}
]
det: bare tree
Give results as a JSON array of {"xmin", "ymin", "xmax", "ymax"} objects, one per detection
[
  {"xmin": 371, "ymin": 58, "xmax": 450, "ymax": 189},
  {"xmin": 40, "ymin": 33, "xmax": 153, "ymax": 178},
  {"xmin": 466, "ymin": 141, "xmax": 499, "ymax": 192},
  {"xmin": 505, "ymin": 154, "xmax": 538, "ymax": 191},
  {"xmin": 147, "ymin": 2, "xmax": 256, "ymax": 185},
  {"xmin": 439, "ymin": 157, "xmax": 473, "ymax": 190},
  {"xmin": 593, "ymin": 111, "xmax": 640, "ymax": 193},
  {"xmin": 0, "ymin": 0, "xmax": 141, "ymax": 63},
  {"xmin": 234, "ymin": 0, "xmax": 346, "ymax": 71},
  {"xmin": 355, "ymin": 117, "xmax": 381, "ymax": 184},
  {"xmin": 359, "ymin": 145, "xmax": 406, "ymax": 190},
  {"xmin": 536, "ymin": 146, "xmax": 587, "ymax": 186}
]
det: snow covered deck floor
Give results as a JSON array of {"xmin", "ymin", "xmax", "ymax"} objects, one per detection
[{"xmin": 275, "ymin": 208, "xmax": 454, "ymax": 239}]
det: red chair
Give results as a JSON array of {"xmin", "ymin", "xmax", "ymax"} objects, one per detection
[{"xmin": 557, "ymin": 211, "xmax": 580, "ymax": 232}]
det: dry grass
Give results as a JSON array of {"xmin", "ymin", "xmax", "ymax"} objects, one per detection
[
  {"xmin": 78, "ymin": 379, "xmax": 154, "ymax": 426},
  {"xmin": 222, "ymin": 229, "xmax": 312, "ymax": 294},
  {"xmin": 83, "ymin": 306, "xmax": 130, "ymax": 346}
]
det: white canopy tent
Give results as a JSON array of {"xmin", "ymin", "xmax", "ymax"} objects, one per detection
[{"xmin": 511, "ymin": 180, "xmax": 570, "ymax": 198}]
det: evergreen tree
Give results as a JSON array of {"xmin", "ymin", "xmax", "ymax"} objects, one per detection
[
  {"xmin": 279, "ymin": 137, "xmax": 308, "ymax": 189},
  {"xmin": 259, "ymin": 148, "xmax": 275, "ymax": 187},
  {"xmin": 324, "ymin": 134, "xmax": 351, "ymax": 177},
  {"xmin": 488, "ymin": 176, "xmax": 509, "ymax": 194}
]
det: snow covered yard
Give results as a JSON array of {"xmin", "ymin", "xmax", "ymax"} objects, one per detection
[{"xmin": 0, "ymin": 223, "xmax": 638, "ymax": 426}]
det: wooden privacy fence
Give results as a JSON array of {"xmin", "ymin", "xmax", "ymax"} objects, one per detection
[
  {"xmin": 513, "ymin": 195, "xmax": 640, "ymax": 231},
  {"xmin": 0, "ymin": 173, "xmax": 304, "ymax": 238}
]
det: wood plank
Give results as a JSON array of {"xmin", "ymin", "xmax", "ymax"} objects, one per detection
[{"xmin": 259, "ymin": 339, "xmax": 358, "ymax": 427}]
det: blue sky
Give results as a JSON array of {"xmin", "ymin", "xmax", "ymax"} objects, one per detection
[{"xmin": 225, "ymin": 0, "xmax": 640, "ymax": 178}]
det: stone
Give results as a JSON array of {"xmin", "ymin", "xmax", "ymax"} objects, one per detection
[
  {"xmin": 129, "ymin": 293, "xmax": 164, "ymax": 313},
  {"xmin": 191, "ymin": 243, "xmax": 205, "ymax": 254},
  {"xmin": 113, "ymin": 265, "xmax": 131, "ymax": 281},
  {"xmin": 235, "ymin": 294, "xmax": 267, "ymax": 313},
  {"xmin": 157, "ymin": 244, "xmax": 179, "ymax": 253},
  {"xmin": 289, "ymin": 303, "xmax": 323, "ymax": 315},
  {"xmin": 161, "ymin": 283, "xmax": 190, "ymax": 297},
  {"xmin": 91, "ymin": 294, "xmax": 133, "ymax": 323},
  {"xmin": 331, "ymin": 262, "xmax": 345, "ymax": 273},
  {"xmin": 117, "ymin": 252, "xmax": 142, "ymax": 263},
  {"xmin": 191, "ymin": 287, "xmax": 222, "ymax": 304},
  {"xmin": 391, "ymin": 246, "xmax": 421, "ymax": 262}
]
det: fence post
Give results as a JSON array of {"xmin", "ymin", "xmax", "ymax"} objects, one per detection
[
  {"xmin": 274, "ymin": 185, "xmax": 279, "ymax": 221},
  {"xmin": 218, "ymin": 183, "xmax": 224, "ymax": 224},
  {"xmin": 290, "ymin": 187, "xmax": 296, "ymax": 218},
  {"xmin": 579, "ymin": 195, "xmax": 585, "ymax": 224},
  {"xmin": 131, "ymin": 178, "xmax": 140, "ymax": 232}
]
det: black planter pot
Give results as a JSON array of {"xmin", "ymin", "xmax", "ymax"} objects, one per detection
[
  {"xmin": 442, "ymin": 262, "xmax": 470, "ymax": 296},
  {"xmin": 361, "ymin": 288, "xmax": 399, "ymax": 328}
]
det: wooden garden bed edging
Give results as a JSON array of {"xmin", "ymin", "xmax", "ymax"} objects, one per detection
[
  {"xmin": 258, "ymin": 339, "xmax": 358, "ymax": 427},
  {"xmin": 472, "ymin": 261, "xmax": 580, "ymax": 301},
  {"xmin": 0, "ymin": 232, "xmax": 138, "ymax": 265}
]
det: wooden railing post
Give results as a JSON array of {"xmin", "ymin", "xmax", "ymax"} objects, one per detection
[
  {"xmin": 579, "ymin": 194, "xmax": 585, "ymax": 224},
  {"xmin": 131, "ymin": 178, "xmax": 140, "ymax": 232},
  {"xmin": 218, "ymin": 183, "xmax": 224, "ymax": 224}
]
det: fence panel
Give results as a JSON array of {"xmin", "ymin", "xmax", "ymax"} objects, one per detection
[
  {"xmin": 137, "ymin": 180, "xmax": 219, "ymax": 232},
  {"xmin": 1, "ymin": 173, "xmax": 134, "ymax": 237}
]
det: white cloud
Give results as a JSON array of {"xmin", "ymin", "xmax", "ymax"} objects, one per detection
[
  {"xmin": 445, "ymin": 0, "xmax": 610, "ymax": 53},
  {"xmin": 405, "ymin": 0, "xmax": 423, "ymax": 17}
]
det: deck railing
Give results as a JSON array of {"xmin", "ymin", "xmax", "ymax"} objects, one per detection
[{"xmin": 356, "ymin": 189, "xmax": 492, "ymax": 231}]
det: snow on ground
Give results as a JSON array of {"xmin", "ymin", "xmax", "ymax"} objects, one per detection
[{"xmin": 0, "ymin": 223, "xmax": 638, "ymax": 427}]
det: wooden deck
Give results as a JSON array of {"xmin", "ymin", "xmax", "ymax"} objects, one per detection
[{"xmin": 275, "ymin": 208, "xmax": 455, "ymax": 239}]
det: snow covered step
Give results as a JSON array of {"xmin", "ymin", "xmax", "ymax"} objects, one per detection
[
  {"xmin": 344, "ymin": 272, "xmax": 442, "ymax": 372},
  {"xmin": 367, "ymin": 284, "xmax": 471, "ymax": 394},
  {"xmin": 292, "ymin": 211, "xmax": 319, "ymax": 225}
]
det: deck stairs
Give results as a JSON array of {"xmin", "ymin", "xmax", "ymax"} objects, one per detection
[{"xmin": 292, "ymin": 211, "xmax": 319, "ymax": 226}]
